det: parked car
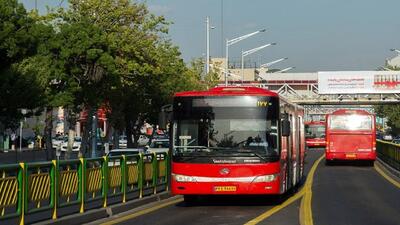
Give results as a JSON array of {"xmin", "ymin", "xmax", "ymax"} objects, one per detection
[
  {"xmin": 107, "ymin": 148, "xmax": 146, "ymax": 166},
  {"xmin": 135, "ymin": 134, "xmax": 150, "ymax": 146},
  {"xmin": 119, "ymin": 135, "xmax": 127, "ymax": 149},
  {"xmin": 147, "ymin": 138, "xmax": 169, "ymax": 153},
  {"xmin": 52, "ymin": 136, "xmax": 66, "ymax": 150},
  {"xmin": 383, "ymin": 134, "xmax": 393, "ymax": 141},
  {"xmin": 60, "ymin": 137, "xmax": 82, "ymax": 152}
]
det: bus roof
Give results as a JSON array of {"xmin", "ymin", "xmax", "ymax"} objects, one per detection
[
  {"xmin": 330, "ymin": 109, "xmax": 372, "ymax": 115},
  {"xmin": 174, "ymin": 86, "xmax": 279, "ymax": 97}
]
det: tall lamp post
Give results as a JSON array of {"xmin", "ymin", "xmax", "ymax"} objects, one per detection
[
  {"xmin": 19, "ymin": 109, "xmax": 27, "ymax": 152},
  {"xmin": 260, "ymin": 57, "xmax": 288, "ymax": 68},
  {"xmin": 241, "ymin": 43, "xmax": 276, "ymax": 81},
  {"xmin": 390, "ymin": 48, "xmax": 400, "ymax": 54},
  {"xmin": 274, "ymin": 67, "xmax": 295, "ymax": 73},
  {"xmin": 205, "ymin": 17, "xmax": 215, "ymax": 77},
  {"xmin": 225, "ymin": 29, "xmax": 266, "ymax": 85}
]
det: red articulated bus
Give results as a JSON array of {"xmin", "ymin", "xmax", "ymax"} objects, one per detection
[
  {"xmin": 305, "ymin": 121, "xmax": 326, "ymax": 148},
  {"xmin": 325, "ymin": 109, "xmax": 376, "ymax": 166},
  {"xmin": 170, "ymin": 86, "xmax": 305, "ymax": 202}
]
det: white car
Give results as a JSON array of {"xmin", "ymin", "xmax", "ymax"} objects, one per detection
[
  {"xmin": 119, "ymin": 135, "xmax": 127, "ymax": 149},
  {"xmin": 52, "ymin": 136, "xmax": 66, "ymax": 150},
  {"xmin": 107, "ymin": 148, "xmax": 146, "ymax": 166},
  {"xmin": 383, "ymin": 134, "xmax": 393, "ymax": 141},
  {"xmin": 135, "ymin": 135, "xmax": 150, "ymax": 146},
  {"xmin": 147, "ymin": 138, "xmax": 169, "ymax": 153},
  {"xmin": 61, "ymin": 137, "xmax": 82, "ymax": 152}
]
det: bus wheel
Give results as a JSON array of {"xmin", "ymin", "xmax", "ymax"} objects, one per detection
[
  {"xmin": 183, "ymin": 195, "xmax": 198, "ymax": 205},
  {"xmin": 366, "ymin": 160, "xmax": 374, "ymax": 167},
  {"xmin": 325, "ymin": 159, "xmax": 333, "ymax": 166}
]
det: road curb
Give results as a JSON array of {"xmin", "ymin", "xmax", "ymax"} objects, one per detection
[
  {"xmin": 376, "ymin": 158, "xmax": 400, "ymax": 179},
  {"xmin": 34, "ymin": 191, "xmax": 172, "ymax": 225}
]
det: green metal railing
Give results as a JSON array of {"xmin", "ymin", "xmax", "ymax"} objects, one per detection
[
  {"xmin": 0, "ymin": 151, "xmax": 169, "ymax": 225},
  {"xmin": 376, "ymin": 140, "xmax": 400, "ymax": 171}
]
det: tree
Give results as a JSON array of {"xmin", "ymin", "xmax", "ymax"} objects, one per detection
[{"xmin": 0, "ymin": 0, "xmax": 44, "ymax": 131}]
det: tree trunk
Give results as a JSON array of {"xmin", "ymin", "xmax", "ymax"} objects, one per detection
[
  {"xmin": 126, "ymin": 119, "xmax": 134, "ymax": 148},
  {"xmin": 113, "ymin": 128, "xmax": 119, "ymax": 149},
  {"xmin": 65, "ymin": 127, "xmax": 75, "ymax": 160},
  {"xmin": 81, "ymin": 107, "xmax": 92, "ymax": 158},
  {"xmin": 65, "ymin": 108, "xmax": 77, "ymax": 160},
  {"xmin": 44, "ymin": 107, "xmax": 53, "ymax": 160}
]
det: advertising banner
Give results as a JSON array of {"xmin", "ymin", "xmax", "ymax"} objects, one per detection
[{"xmin": 318, "ymin": 71, "xmax": 400, "ymax": 94}]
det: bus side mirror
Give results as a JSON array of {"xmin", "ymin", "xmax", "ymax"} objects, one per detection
[{"xmin": 282, "ymin": 120, "xmax": 290, "ymax": 137}]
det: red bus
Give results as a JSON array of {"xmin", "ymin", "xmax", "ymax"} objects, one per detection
[
  {"xmin": 325, "ymin": 109, "xmax": 376, "ymax": 165},
  {"xmin": 305, "ymin": 121, "xmax": 326, "ymax": 148},
  {"xmin": 170, "ymin": 86, "xmax": 305, "ymax": 202}
]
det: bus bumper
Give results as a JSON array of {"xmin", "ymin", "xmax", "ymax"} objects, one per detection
[
  {"xmin": 325, "ymin": 151, "xmax": 376, "ymax": 161},
  {"xmin": 171, "ymin": 178, "xmax": 281, "ymax": 195}
]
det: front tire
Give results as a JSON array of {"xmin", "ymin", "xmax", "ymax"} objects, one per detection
[
  {"xmin": 325, "ymin": 159, "xmax": 333, "ymax": 166},
  {"xmin": 366, "ymin": 160, "xmax": 374, "ymax": 167},
  {"xmin": 183, "ymin": 195, "xmax": 198, "ymax": 205}
]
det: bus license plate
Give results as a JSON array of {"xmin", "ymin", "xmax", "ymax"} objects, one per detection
[
  {"xmin": 345, "ymin": 153, "xmax": 356, "ymax": 158},
  {"xmin": 214, "ymin": 186, "xmax": 237, "ymax": 192}
]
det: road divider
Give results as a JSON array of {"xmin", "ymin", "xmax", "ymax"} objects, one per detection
[
  {"xmin": 0, "ymin": 152, "xmax": 169, "ymax": 225},
  {"xmin": 374, "ymin": 163, "xmax": 400, "ymax": 189}
]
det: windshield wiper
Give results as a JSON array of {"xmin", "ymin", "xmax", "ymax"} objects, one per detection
[{"xmin": 175, "ymin": 146, "xmax": 212, "ymax": 153}]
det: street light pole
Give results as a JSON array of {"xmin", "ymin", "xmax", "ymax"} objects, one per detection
[
  {"xmin": 390, "ymin": 48, "xmax": 400, "ymax": 54},
  {"xmin": 241, "ymin": 43, "xmax": 276, "ymax": 81},
  {"xmin": 19, "ymin": 109, "xmax": 27, "ymax": 152},
  {"xmin": 206, "ymin": 17, "xmax": 210, "ymax": 75},
  {"xmin": 275, "ymin": 67, "xmax": 295, "ymax": 73},
  {"xmin": 225, "ymin": 29, "xmax": 266, "ymax": 86},
  {"xmin": 205, "ymin": 17, "xmax": 215, "ymax": 78},
  {"xmin": 260, "ymin": 57, "xmax": 288, "ymax": 68}
]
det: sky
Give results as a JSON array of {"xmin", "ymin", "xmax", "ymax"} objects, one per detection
[{"xmin": 21, "ymin": 0, "xmax": 400, "ymax": 72}]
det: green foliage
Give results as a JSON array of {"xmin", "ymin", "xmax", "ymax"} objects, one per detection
[
  {"xmin": 0, "ymin": 0, "xmax": 45, "ymax": 130},
  {"xmin": 374, "ymin": 66, "xmax": 400, "ymax": 135},
  {"xmin": 1, "ymin": 0, "xmax": 206, "ymax": 144}
]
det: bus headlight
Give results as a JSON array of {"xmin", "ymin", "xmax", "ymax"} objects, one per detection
[
  {"xmin": 173, "ymin": 174, "xmax": 197, "ymax": 182},
  {"xmin": 252, "ymin": 174, "xmax": 278, "ymax": 183}
]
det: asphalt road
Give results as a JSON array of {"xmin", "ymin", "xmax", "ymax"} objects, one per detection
[
  {"xmin": 88, "ymin": 149, "xmax": 324, "ymax": 225},
  {"xmin": 313, "ymin": 161, "xmax": 400, "ymax": 225}
]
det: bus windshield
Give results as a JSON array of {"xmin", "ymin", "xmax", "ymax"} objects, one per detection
[
  {"xmin": 305, "ymin": 124, "xmax": 325, "ymax": 138},
  {"xmin": 329, "ymin": 115, "xmax": 372, "ymax": 131},
  {"xmin": 173, "ymin": 96, "xmax": 279, "ymax": 158}
]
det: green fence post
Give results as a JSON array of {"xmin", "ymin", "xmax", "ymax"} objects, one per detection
[
  {"xmin": 79, "ymin": 158, "xmax": 85, "ymax": 213},
  {"xmin": 51, "ymin": 160, "xmax": 57, "ymax": 220},
  {"xmin": 122, "ymin": 155, "xmax": 126, "ymax": 203},
  {"xmin": 138, "ymin": 154, "xmax": 144, "ymax": 198},
  {"xmin": 152, "ymin": 153, "xmax": 157, "ymax": 194},
  {"xmin": 102, "ymin": 156, "xmax": 108, "ymax": 208},
  {"xmin": 18, "ymin": 163, "xmax": 25, "ymax": 225}
]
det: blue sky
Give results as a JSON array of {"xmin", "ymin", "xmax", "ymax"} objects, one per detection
[{"xmin": 22, "ymin": 0, "xmax": 400, "ymax": 72}]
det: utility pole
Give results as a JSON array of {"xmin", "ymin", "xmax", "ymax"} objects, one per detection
[{"xmin": 206, "ymin": 17, "xmax": 210, "ymax": 76}]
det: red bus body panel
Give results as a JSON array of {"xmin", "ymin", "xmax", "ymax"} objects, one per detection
[
  {"xmin": 325, "ymin": 110, "xmax": 376, "ymax": 161},
  {"xmin": 172, "ymin": 86, "xmax": 304, "ymax": 196},
  {"xmin": 171, "ymin": 162, "xmax": 282, "ymax": 195}
]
